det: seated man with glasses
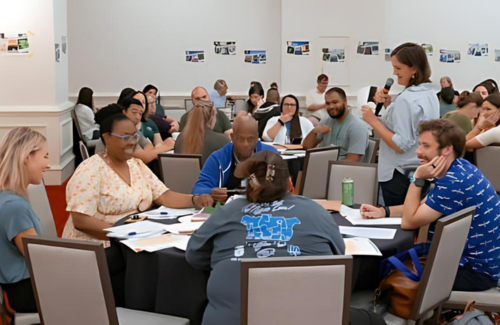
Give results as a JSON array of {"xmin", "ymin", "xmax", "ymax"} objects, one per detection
[
  {"xmin": 63, "ymin": 111, "xmax": 214, "ymax": 245},
  {"xmin": 306, "ymin": 74, "xmax": 329, "ymax": 126},
  {"xmin": 179, "ymin": 87, "xmax": 233, "ymax": 136},
  {"xmin": 302, "ymin": 87, "xmax": 370, "ymax": 162},
  {"xmin": 192, "ymin": 115, "xmax": 278, "ymax": 203}
]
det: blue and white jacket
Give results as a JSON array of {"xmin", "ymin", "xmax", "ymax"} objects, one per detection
[{"xmin": 192, "ymin": 142, "xmax": 278, "ymax": 195}]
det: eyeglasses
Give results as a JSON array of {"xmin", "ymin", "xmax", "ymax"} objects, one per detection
[
  {"xmin": 109, "ymin": 132, "xmax": 140, "ymax": 143},
  {"xmin": 283, "ymin": 103, "xmax": 297, "ymax": 107}
]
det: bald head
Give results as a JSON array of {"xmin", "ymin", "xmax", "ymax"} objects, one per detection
[
  {"xmin": 231, "ymin": 116, "xmax": 259, "ymax": 162},
  {"xmin": 233, "ymin": 115, "xmax": 258, "ymax": 134},
  {"xmin": 191, "ymin": 87, "xmax": 209, "ymax": 102}
]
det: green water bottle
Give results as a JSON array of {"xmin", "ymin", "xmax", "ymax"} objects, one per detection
[{"xmin": 342, "ymin": 178, "xmax": 354, "ymax": 207}]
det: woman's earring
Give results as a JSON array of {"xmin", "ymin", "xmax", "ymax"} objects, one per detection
[{"xmin": 411, "ymin": 74, "xmax": 415, "ymax": 80}]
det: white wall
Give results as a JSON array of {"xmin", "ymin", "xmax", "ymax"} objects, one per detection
[
  {"xmin": 65, "ymin": 0, "xmax": 500, "ymax": 100},
  {"xmin": 68, "ymin": 0, "xmax": 281, "ymax": 97}
]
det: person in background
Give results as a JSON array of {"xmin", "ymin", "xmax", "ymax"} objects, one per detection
[
  {"xmin": 361, "ymin": 119, "xmax": 500, "ymax": 292},
  {"xmin": 303, "ymin": 87, "xmax": 369, "ymax": 162},
  {"xmin": 266, "ymin": 85, "xmax": 280, "ymax": 104},
  {"xmin": 186, "ymin": 150, "xmax": 346, "ymax": 324},
  {"xmin": 143, "ymin": 84, "xmax": 165, "ymax": 115},
  {"xmin": 208, "ymin": 79, "xmax": 228, "ymax": 108},
  {"xmin": 75, "ymin": 87, "xmax": 100, "ymax": 141},
  {"xmin": 63, "ymin": 113, "xmax": 213, "ymax": 245},
  {"xmin": 269, "ymin": 81, "xmax": 278, "ymax": 90},
  {"xmin": 246, "ymin": 85, "xmax": 280, "ymax": 138},
  {"xmin": 263, "ymin": 95, "xmax": 314, "ymax": 145},
  {"xmin": 465, "ymin": 93, "xmax": 500, "ymax": 151},
  {"xmin": 306, "ymin": 74, "xmax": 329, "ymax": 126},
  {"xmin": 442, "ymin": 91, "xmax": 483, "ymax": 134},
  {"xmin": 436, "ymin": 76, "xmax": 459, "ymax": 102},
  {"xmin": 174, "ymin": 100, "xmax": 230, "ymax": 165},
  {"xmin": 438, "ymin": 86, "xmax": 457, "ymax": 117},
  {"xmin": 117, "ymin": 87, "xmax": 135, "ymax": 106},
  {"xmin": 0, "ymin": 128, "xmax": 50, "ymax": 313},
  {"xmin": 473, "ymin": 81, "xmax": 496, "ymax": 100},
  {"xmin": 361, "ymin": 42, "xmax": 439, "ymax": 206},
  {"xmin": 246, "ymin": 81, "xmax": 264, "ymax": 113},
  {"xmin": 146, "ymin": 95, "xmax": 176, "ymax": 140},
  {"xmin": 179, "ymin": 87, "xmax": 232, "ymax": 136},
  {"xmin": 192, "ymin": 116, "xmax": 277, "ymax": 203}
]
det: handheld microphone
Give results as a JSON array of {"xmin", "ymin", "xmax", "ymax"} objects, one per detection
[{"xmin": 375, "ymin": 78, "xmax": 394, "ymax": 116}]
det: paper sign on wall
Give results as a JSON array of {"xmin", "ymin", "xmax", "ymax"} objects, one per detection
[
  {"xmin": 286, "ymin": 41, "xmax": 310, "ymax": 55},
  {"xmin": 244, "ymin": 50, "xmax": 266, "ymax": 64},
  {"xmin": 0, "ymin": 33, "xmax": 30, "ymax": 55},
  {"xmin": 439, "ymin": 49, "xmax": 461, "ymax": 63},
  {"xmin": 214, "ymin": 41, "xmax": 236, "ymax": 55},
  {"xmin": 357, "ymin": 41, "xmax": 379, "ymax": 55},
  {"xmin": 319, "ymin": 36, "xmax": 349, "ymax": 86},
  {"xmin": 185, "ymin": 50, "xmax": 205, "ymax": 63},
  {"xmin": 467, "ymin": 43, "xmax": 488, "ymax": 57}
]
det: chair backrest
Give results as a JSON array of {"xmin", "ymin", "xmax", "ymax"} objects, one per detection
[
  {"xmin": 79, "ymin": 141, "xmax": 90, "ymax": 161},
  {"xmin": 71, "ymin": 108, "xmax": 84, "ymax": 141},
  {"xmin": 409, "ymin": 206, "xmax": 475, "ymax": 320},
  {"xmin": 299, "ymin": 146, "xmax": 340, "ymax": 199},
  {"xmin": 184, "ymin": 99, "xmax": 194, "ymax": 111},
  {"xmin": 326, "ymin": 161, "xmax": 378, "ymax": 205},
  {"xmin": 241, "ymin": 256, "xmax": 352, "ymax": 325},
  {"xmin": 23, "ymin": 237, "xmax": 119, "ymax": 325},
  {"xmin": 234, "ymin": 99, "xmax": 248, "ymax": 115},
  {"xmin": 475, "ymin": 145, "xmax": 500, "ymax": 193},
  {"xmin": 27, "ymin": 182, "xmax": 57, "ymax": 239},
  {"xmin": 365, "ymin": 138, "xmax": 380, "ymax": 164},
  {"xmin": 158, "ymin": 153, "xmax": 202, "ymax": 194}
]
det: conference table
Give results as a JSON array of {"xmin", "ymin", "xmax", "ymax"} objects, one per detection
[{"xmin": 108, "ymin": 208, "xmax": 414, "ymax": 325}]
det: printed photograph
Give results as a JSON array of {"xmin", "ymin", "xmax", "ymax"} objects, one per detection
[
  {"xmin": 421, "ymin": 43, "xmax": 433, "ymax": 56},
  {"xmin": 286, "ymin": 41, "xmax": 310, "ymax": 55},
  {"xmin": 185, "ymin": 50, "xmax": 205, "ymax": 63},
  {"xmin": 439, "ymin": 49, "xmax": 461, "ymax": 63},
  {"xmin": 214, "ymin": 41, "xmax": 236, "ymax": 55},
  {"xmin": 357, "ymin": 41, "xmax": 379, "ymax": 55},
  {"xmin": 0, "ymin": 33, "xmax": 30, "ymax": 55},
  {"xmin": 55, "ymin": 43, "xmax": 60, "ymax": 62},
  {"xmin": 244, "ymin": 50, "xmax": 266, "ymax": 64},
  {"xmin": 322, "ymin": 48, "xmax": 345, "ymax": 62},
  {"xmin": 495, "ymin": 49, "xmax": 500, "ymax": 62},
  {"xmin": 468, "ymin": 43, "xmax": 488, "ymax": 57},
  {"xmin": 384, "ymin": 48, "xmax": 392, "ymax": 61}
]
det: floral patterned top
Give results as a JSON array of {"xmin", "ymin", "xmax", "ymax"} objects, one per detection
[{"xmin": 63, "ymin": 155, "xmax": 168, "ymax": 245}]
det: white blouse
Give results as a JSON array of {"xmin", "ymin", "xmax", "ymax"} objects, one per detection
[{"xmin": 262, "ymin": 116, "xmax": 314, "ymax": 144}]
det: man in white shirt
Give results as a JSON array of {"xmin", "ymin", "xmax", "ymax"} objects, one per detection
[
  {"xmin": 305, "ymin": 74, "xmax": 329, "ymax": 126},
  {"xmin": 208, "ymin": 79, "xmax": 228, "ymax": 108}
]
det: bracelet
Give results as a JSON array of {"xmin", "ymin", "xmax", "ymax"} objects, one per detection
[
  {"xmin": 278, "ymin": 119, "xmax": 284, "ymax": 126},
  {"xmin": 383, "ymin": 206, "xmax": 390, "ymax": 218},
  {"xmin": 191, "ymin": 195, "xmax": 199, "ymax": 205}
]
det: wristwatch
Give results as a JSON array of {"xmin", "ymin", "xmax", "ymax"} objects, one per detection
[{"xmin": 409, "ymin": 176, "xmax": 425, "ymax": 188}]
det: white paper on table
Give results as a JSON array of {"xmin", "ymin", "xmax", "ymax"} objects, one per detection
[
  {"xmin": 104, "ymin": 221, "xmax": 167, "ymax": 234},
  {"xmin": 281, "ymin": 154, "xmax": 298, "ymax": 160},
  {"xmin": 340, "ymin": 205, "xmax": 402, "ymax": 226},
  {"xmin": 121, "ymin": 234, "xmax": 190, "ymax": 253},
  {"xmin": 339, "ymin": 226, "xmax": 396, "ymax": 240},
  {"xmin": 106, "ymin": 230, "xmax": 165, "ymax": 239},
  {"xmin": 282, "ymin": 150, "xmax": 306, "ymax": 155},
  {"xmin": 344, "ymin": 238, "xmax": 382, "ymax": 256},
  {"xmin": 174, "ymin": 239, "xmax": 189, "ymax": 251},
  {"xmin": 162, "ymin": 222, "xmax": 203, "ymax": 235},
  {"xmin": 142, "ymin": 207, "xmax": 196, "ymax": 220}
]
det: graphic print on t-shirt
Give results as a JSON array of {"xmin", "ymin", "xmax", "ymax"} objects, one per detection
[{"xmin": 236, "ymin": 200, "xmax": 303, "ymax": 259}]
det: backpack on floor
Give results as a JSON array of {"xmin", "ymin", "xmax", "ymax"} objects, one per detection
[{"xmin": 447, "ymin": 301, "xmax": 494, "ymax": 325}]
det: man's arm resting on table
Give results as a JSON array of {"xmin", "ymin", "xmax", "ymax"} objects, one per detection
[{"xmin": 401, "ymin": 183, "xmax": 442, "ymax": 229}]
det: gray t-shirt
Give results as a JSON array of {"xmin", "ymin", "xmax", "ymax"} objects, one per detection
[
  {"xmin": 186, "ymin": 193, "xmax": 345, "ymax": 325},
  {"xmin": 0, "ymin": 191, "xmax": 42, "ymax": 284},
  {"xmin": 318, "ymin": 112, "xmax": 370, "ymax": 161}
]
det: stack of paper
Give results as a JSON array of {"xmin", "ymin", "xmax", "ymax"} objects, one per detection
[
  {"xmin": 121, "ymin": 234, "xmax": 190, "ymax": 253},
  {"xmin": 162, "ymin": 222, "xmax": 203, "ymax": 235},
  {"xmin": 339, "ymin": 226, "xmax": 396, "ymax": 240},
  {"xmin": 141, "ymin": 207, "xmax": 196, "ymax": 220},
  {"xmin": 344, "ymin": 237, "xmax": 382, "ymax": 256},
  {"xmin": 340, "ymin": 205, "xmax": 402, "ymax": 226},
  {"xmin": 104, "ymin": 221, "xmax": 167, "ymax": 239}
]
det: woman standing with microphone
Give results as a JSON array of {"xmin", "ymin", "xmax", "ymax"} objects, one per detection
[{"xmin": 362, "ymin": 43, "xmax": 439, "ymax": 206}]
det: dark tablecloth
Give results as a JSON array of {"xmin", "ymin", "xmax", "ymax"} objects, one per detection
[{"xmin": 108, "ymin": 211, "xmax": 415, "ymax": 324}]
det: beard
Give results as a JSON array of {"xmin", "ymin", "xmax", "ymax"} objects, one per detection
[{"xmin": 327, "ymin": 104, "xmax": 346, "ymax": 119}]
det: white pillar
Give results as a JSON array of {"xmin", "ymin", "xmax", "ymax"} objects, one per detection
[{"xmin": 0, "ymin": 0, "xmax": 74, "ymax": 185}]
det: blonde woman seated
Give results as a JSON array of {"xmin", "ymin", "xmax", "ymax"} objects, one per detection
[
  {"xmin": 0, "ymin": 128, "xmax": 50, "ymax": 313},
  {"xmin": 465, "ymin": 93, "xmax": 500, "ymax": 151},
  {"xmin": 174, "ymin": 100, "xmax": 230, "ymax": 164},
  {"xmin": 262, "ymin": 95, "xmax": 314, "ymax": 144},
  {"xmin": 442, "ymin": 91, "xmax": 483, "ymax": 134},
  {"xmin": 63, "ymin": 114, "xmax": 213, "ymax": 245}
]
